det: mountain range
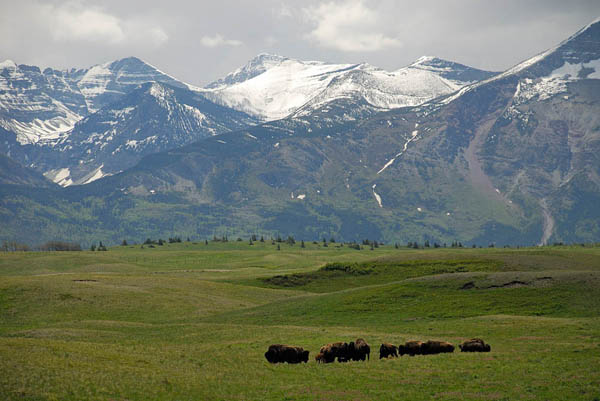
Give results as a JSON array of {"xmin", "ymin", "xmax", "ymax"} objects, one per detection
[{"xmin": 1, "ymin": 18, "xmax": 599, "ymax": 245}]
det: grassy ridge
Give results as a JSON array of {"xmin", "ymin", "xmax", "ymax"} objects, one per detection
[{"xmin": 1, "ymin": 243, "xmax": 599, "ymax": 400}]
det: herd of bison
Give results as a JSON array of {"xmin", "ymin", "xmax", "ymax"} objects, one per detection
[{"xmin": 265, "ymin": 338, "xmax": 491, "ymax": 364}]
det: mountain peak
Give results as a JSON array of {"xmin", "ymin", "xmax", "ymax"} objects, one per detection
[
  {"xmin": 403, "ymin": 56, "xmax": 497, "ymax": 84},
  {"xmin": 205, "ymin": 53, "xmax": 291, "ymax": 89},
  {"xmin": 250, "ymin": 53, "xmax": 289, "ymax": 64},
  {"xmin": 492, "ymin": 16, "xmax": 600, "ymax": 81},
  {"xmin": 0, "ymin": 59, "xmax": 17, "ymax": 70},
  {"xmin": 106, "ymin": 56, "xmax": 152, "ymax": 70},
  {"xmin": 410, "ymin": 55, "xmax": 442, "ymax": 66}
]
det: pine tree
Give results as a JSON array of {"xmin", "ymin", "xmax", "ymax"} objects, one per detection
[
  {"xmin": 395, "ymin": 243, "xmax": 399, "ymax": 249},
  {"xmin": 90, "ymin": 243, "xmax": 96, "ymax": 251},
  {"xmin": 277, "ymin": 244, "xmax": 280, "ymax": 251},
  {"xmin": 121, "ymin": 239, "xmax": 128, "ymax": 246},
  {"xmin": 300, "ymin": 240, "xmax": 305, "ymax": 248}
]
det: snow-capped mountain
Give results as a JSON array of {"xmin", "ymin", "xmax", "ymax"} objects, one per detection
[
  {"xmin": 0, "ymin": 56, "xmax": 192, "ymax": 146},
  {"xmin": 0, "ymin": 57, "xmax": 256, "ymax": 186},
  {"xmin": 1, "ymin": 53, "xmax": 496, "ymax": 187},
  {"xmin": 1, "ymin": 18, "xmax": 599, "ymax": 246},
  {"xmin": 202, "ymin": 54, "xmax": 497, "ymax": 120},
  {"xmin": 44, "ymin": 81, "xmax": 256, "ymax": 186},
  {"xmin": 70, "ymin": 57, "xmax": 193, "ymax": 113}
]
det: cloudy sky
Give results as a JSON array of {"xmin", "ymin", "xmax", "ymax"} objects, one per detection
[{"xmin": 1, "ymin": 0, "xmax": 599, "ymax": 86}]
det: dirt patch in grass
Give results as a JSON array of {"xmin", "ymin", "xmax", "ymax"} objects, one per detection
[{"xmin": 459, "ymin": 276, "xmax": 555, "ymax": 290}]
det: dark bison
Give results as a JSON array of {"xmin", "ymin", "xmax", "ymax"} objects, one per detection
[
  {"xmin": 319, "ymin": 342, "xmax": 349, "ymax": 363},
  {"xmin": 421, "ymin": 340, "xmax": 455, "ymax": 355},
  {"xmin": 265, "ymin": 344, "xmax": 309, "ymax": 364},
  {"xmin": 398, "ymin": 340, "xmax": 424, "ymax": 356},
  {"xmin": 351, "ymin": 338, "xmax": 370, "ymax": 361},
  {"xmin": 379, "ymin": 343, "xmax": 398, "ymax": 359},
  {"xmin": 459, "ymin": 338, "xmax": 491, "ymax": 352}
]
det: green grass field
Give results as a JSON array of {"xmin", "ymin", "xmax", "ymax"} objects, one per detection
[{"xmin": 1, "ymin": 241, "xmax": 599, "ymax": 400}]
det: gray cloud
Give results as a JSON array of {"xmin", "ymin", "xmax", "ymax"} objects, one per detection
[
  {"xmin": 303, "ymin": 1, "xmax": 402, "ymax": 52},
  {"xmin": 1, "ymin": 0, "xmax": 599, "ymax": 86}
]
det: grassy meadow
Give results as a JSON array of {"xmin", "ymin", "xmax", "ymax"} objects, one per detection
[{"xmin": 1, "ymin": 241, "xmax": 599, "ymax": 400}]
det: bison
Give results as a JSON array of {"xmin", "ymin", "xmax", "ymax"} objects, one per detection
[
  {"xmin": 459, "ymin": 338, "xmax": 491, "ymax": 352},
  {"xmin": 265, "ymin": 344, "xmax": 309, "ymax": 364},
  {"xmin": 398, "ymin": 340, "xmax": 424, "ymax": 356},
  {"xmin": 352, "ymin": 338, "xmax": 370, "ymax": 361},
  {"xmin": 421, "ymin": 340, "xmax": 455, "ymax": 355},
  {"xmin": 319, "ymin": 342, "xmax": 349, "ymax": 363},
  {"xmin": 379, "ymin": 343, "xmax": 398, "ymax": 359}
]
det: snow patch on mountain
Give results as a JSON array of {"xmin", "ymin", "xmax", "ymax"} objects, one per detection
[
  {"xmin": 78, "ymin": 64, "xmax": 114, "ymax": 103},
  {"xmin": 81, "ymin": 164, "xmax": 109, "ymax": 184},
  {"xmin": 44, "ymin": 167, "xmax": 73, "ymax": 187},
  {"xmin": 0, "ymin": 98, "xmax": 82, "ymax": 145},
  {"xmin": 372, "ymin": 184, "xmax": 383, "ymax": 208},
  {"xmin": 377, "ymin": 129, "xmax": 419, "ymax": 174},
  {"xmin": 514, "ymin": 58, "xmax": 600, "ymax": 103}
]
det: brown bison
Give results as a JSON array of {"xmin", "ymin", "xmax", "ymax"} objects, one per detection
[
  {"xmin": 379, "ymin": 343, "xmax": 398, "ymax": 359},
  {"xmin": 264, "ymin": 344, "xmax": 309, "ymax": 364},
  {"xmin": 351, "ymin": 338, "xmax": 370, "ymax": 361},
  {"xmin": 421, "ymin": 340, "xmax": 455, "ymax": 355},
  {"xmin": 398, "ymin": 340, "xmax": 424, "ymax": 356},
  {"xmin": 315, "ymin": 352, "xmax": 325, "ymax": 363},
  {"xmin": 459, "ymin": 338, "xmax": 491, "ymax": 352},
  {"xmin": 319, "ymin": 342, "xmax": 349, "ymax": 363}
]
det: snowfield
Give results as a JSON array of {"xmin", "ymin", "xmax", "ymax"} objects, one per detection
[{"xmin": 202, "ymin": 54, "xmax": 489, "ymax": 121}]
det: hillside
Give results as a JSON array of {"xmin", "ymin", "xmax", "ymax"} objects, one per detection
[{"xmin": 0, "ymin": 243, "xmax": 598, "ymax": 400}]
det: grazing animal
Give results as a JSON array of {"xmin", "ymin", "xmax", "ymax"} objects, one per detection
[
  {"xmin": 421, "ymin": 340, "xmax": 455, "ymax": 355},
  {"xmin": 379, "ymin": 343, "xmax": 398, "ymax": 359},
  {"xmin": 459, "ymin": 338, "xmax": 491, "ymax": 352},
  {"xmin": 319, "ymin": 342, "xmax": 349, "ymax": 363},
  {"xmin": 398, "ymin": 340, "xmax": 424, "ymax": 356},
  {"xmin": 265, "ymin": 344, "xmax": 309, "ymax": 364},
  {"xmin": 315, "ymin": 352, "xmax": 325, "ymax": 363},
  {"xmin": 352, "ymin": 338, "xmax": 370, "ymax": 361}
]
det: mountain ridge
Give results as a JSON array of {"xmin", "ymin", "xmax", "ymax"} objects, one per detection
[{"xmin": 1, "ymin": 19, "xmax": 599, "ymax": 245}]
